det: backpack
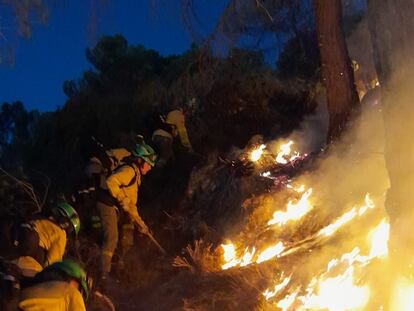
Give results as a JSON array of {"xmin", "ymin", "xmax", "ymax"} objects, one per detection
[
  {"xmin": 146, "ymin": 108, "xmax": 176, "ymax": 138},
  {"xmin": 95, "ymin": 163, "xmax": 138, "ymax": 207}
]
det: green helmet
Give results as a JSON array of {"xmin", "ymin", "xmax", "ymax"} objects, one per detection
[
  {"xmin": 47, "ymin": 260, "xmax": 89, "ymax": 299},
  {"xmin": 56, "ymin": 202, "xmax": 80, "ymax": 235},
  {"xmin": 132, "ymin": 143, "xmax": 157, "ymax": 167}
]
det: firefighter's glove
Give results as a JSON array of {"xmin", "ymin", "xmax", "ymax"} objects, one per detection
[
  {"xmin": 135, "ymin": 214, "xmax": 149, "ymax": 234},
  {"xmin": 120, "ymin": 197, "xmax": 132, "ymax": 212}
]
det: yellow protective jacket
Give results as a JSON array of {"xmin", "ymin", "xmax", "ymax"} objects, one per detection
[
  {"xmin": 152, "ymin": 109, "xmax": 193, "ymax": 149},
  {"xmin": 106, "ymin": 163, "xmax": 141, "ymax": 214},
  {"xmin": 31, "ymin": 219, "xmax": 67, "ymax": 266},
  {"xmin": 12, "ymin": 256, "xmax": 43, "ymax": 277},
  {"xmin": 19, "ymin": 281, "xmax": 86, "ymax": 311}
]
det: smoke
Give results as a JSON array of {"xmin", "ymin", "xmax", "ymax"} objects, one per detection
[
  {"xmin": 380, "ymin": 60, "xmax": 414, "ymax": 277},
  {"xmin": 216, "ymin": 80, "xmax": 393, "ymax": 308},
  {"xmin": 285, "ymin": 87, "xmax": 330, "ymax": 154}
]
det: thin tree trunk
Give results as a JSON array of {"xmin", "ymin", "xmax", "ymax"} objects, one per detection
[{"xmin": 313, "ymin": 0, "xmax": 359, "ymax": 143}]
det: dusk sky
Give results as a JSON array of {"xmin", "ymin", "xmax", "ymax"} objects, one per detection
[{"xmin": 0, "ymin": 1, "xmax": 224, "ymax": 112}]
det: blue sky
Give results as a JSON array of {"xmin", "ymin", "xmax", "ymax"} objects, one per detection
[{"xmin": 0, "ymin": 1, "xmax": 224, "ymax": 111}]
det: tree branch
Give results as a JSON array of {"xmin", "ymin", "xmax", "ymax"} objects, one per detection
[{"xmin": 0, "ymin": 167, "xmax": 48, "ymax": 213}]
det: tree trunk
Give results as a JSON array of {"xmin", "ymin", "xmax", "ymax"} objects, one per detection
[
  {"xmin": 367, "ymin": 0, "xmax": 414, "ymax": 271},
  {"xmin": 313, "ymin": 0, "xmax": 359, "ymax": 143}
]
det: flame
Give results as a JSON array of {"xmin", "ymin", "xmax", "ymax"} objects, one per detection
[
  {"xmin": 318, "ymin": 208, "xmax": 358, "ymax": 237},
  {"xmin": 220, "ymin": 145, "xmax": 390, "ymax": 309},
  {"xmin": 250, "ymin": 144, "xmax": 266, "ymax": 162},
  {"xmin": 276, "ymin": 141, "xmax": 297, "ymax": 164},
  {"xmin": 221, "ymin": 243, "xmax": 240, "ymax": 270},
  {"xmin": 268, "ymin": 188, "xmax": 313, "ymax": 226},
  {"xmin": 261, "ymin": 171, "xmax": 271, "ymax": 178},
  {"xmin": 277, "ymin": 288, "xmax": 300, "ymax": 311},
  {"xmin": 263, "ymin": 276, "xmax": 291, "ymax": 300},
  {"xmin": 368, "ymin": 219, "xmax": 389, "ymax": 259},
  {"xmin": 256, "ymin": 242, "xmax": 285, "ymax": 263},
  {"xmin": 286, "ymin": 184, "xmax": 306, "ymax": 193},
  {"xmin": 222, "ymin": 242, "xmax": 284, "ymax": 269},
  {"xmin": 240, "ymin": 247, "xmax": 256, "ymax": 267},
  {"xmin": 358, "ymin": 194, "xmax": 375, "ymax": 216},
  {"xmin": 267, "ymin": 217, "xmax": 389, "ymax": 310},
  {"xmin": 301, "ymin": 266, "xmax": 370, "ymax": 311},
  {"xmin": 390, "ymin": 278, "xmax": 414, "ymax": 311},
  {"xmin": 318, "ymin": 194, "xmax": 376, "ymax": 237}
]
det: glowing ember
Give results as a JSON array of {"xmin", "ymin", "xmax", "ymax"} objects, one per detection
[
  {"xmin": 256, "ymin": 242, "xmax": 285, "ymax": 263},
  {"xmin": 268, "ymin": 188, "xmax": 313, "ymax": 226},
  {"xmin": 250, "ymin": 144, "xmax": 266, "ymax": 162},
  {"xmin": 263, "ymin": 276, "xmax": 291, "ymax": 300},
  {"xmin": 260, "ymin": 171, "xmax": 272, "ymax": 178}
]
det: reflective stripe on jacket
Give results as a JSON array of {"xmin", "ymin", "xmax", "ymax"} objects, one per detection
[
  {"xmin": 19, "ymin": 281, "xmax": 86, "ymax": 311},
  {"xmin": 31, "ymin": 220, "xmax": 66, "ymax": 266}
]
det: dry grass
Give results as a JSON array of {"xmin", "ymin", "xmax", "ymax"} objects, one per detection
[{"xmin": 173, "ymin": 239, "xmax": 221, "ymax": 273}]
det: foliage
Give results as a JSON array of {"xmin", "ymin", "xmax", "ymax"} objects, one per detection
[
  {"xmin": 0, "ymin": 35, "xmax": 314, "ymax": 196},
  {"xmin": 0, "ymin": 101, "xmax": 39, "ymax": 168},
  {"xmin": 276, "ymin": 31, "xmax": 320, "ymax": 80}
]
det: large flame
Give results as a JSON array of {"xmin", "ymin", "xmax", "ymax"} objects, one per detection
[
  {"xmin": 301, "ymin": 266, "xmax": 370, "ymax": 311},
  {"xmin": 263, "ymin": 218, "xmax": 390, "ymax": 310},
  {"xmin": 220, "ymin": 137, "xmax": 392, "ymax": 309},
  {"xmin": 368, "ymin": 219, "xmax": 390, "ymax": 259}
]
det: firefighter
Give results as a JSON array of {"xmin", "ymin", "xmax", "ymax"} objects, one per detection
[
  {"xmin": 19, "ymin": 259, "xmax": 89, "ymax": 311},
  {"xmin": 152, "ymin": 99, "xmax": 195, "ymax": 169},
  {"xmin": 1, "ymin": 203, "xmax": 80, "ymax": 271},
  {"xmin": 97, "ymin": 142, "xmax": 156, "ymax": 282},
  {"xmin": 79, "ymin": 143, "xmax": 134, "ymax": 237}
]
